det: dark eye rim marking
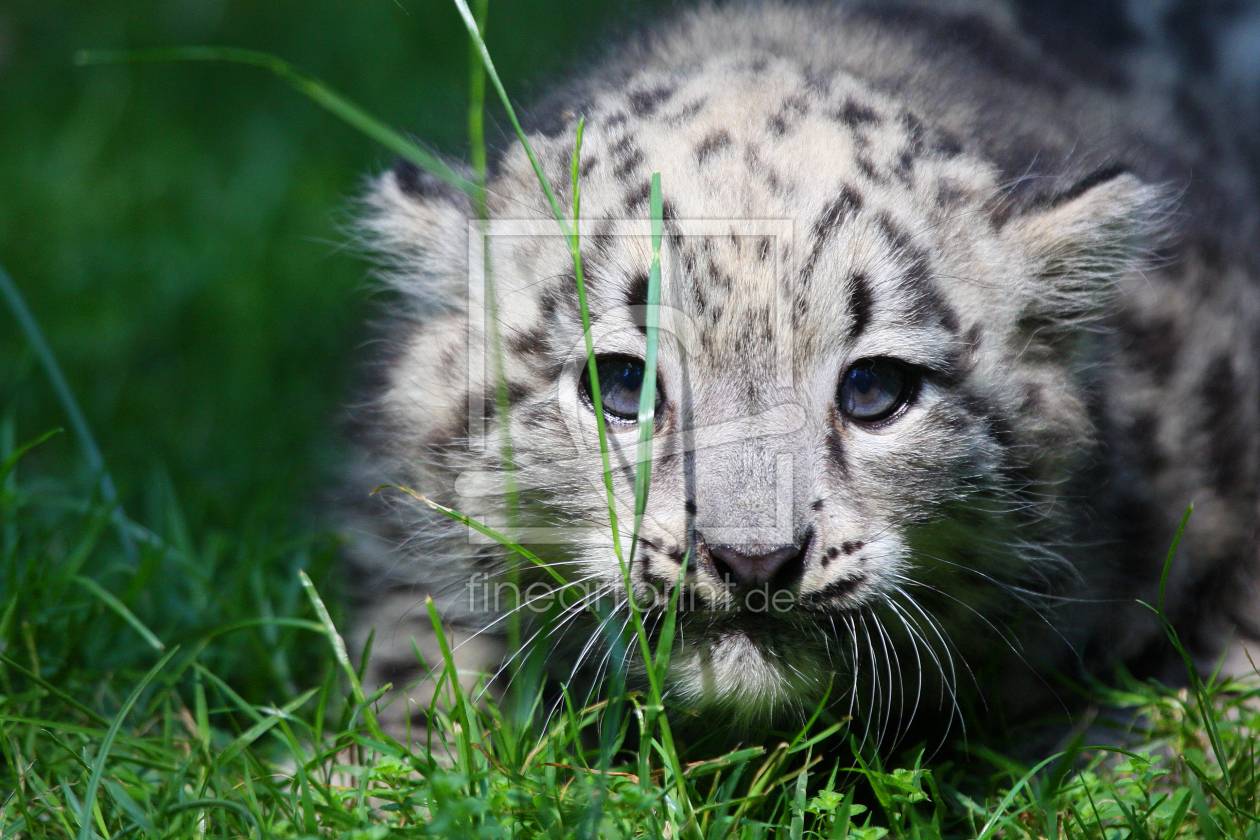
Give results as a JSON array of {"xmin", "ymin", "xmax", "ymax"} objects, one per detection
[
  {"xmin": 577, "ymin": 353, "xmax": 665, "ymax": 425},
  {"xmin": 837, "ymin": 357, "xmax": 921, "ymax": 426}
]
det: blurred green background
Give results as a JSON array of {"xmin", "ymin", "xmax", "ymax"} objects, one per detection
[{"xmin": 0, "ymin": 0, "xmax": 658, "ymax": 550}]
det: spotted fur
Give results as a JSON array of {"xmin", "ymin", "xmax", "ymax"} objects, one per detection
[{"xmin": 344, "ymin": 0, "xmax": 1260, "ymax": 747}]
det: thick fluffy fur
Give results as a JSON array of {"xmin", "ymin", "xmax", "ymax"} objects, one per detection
[{"xmin": 344, "ymin": 0, "xmax": 1260, "ymax": 747}]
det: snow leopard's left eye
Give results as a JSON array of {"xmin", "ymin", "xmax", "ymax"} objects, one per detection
[
  {"xmin": 579, "ymin": 354, "xmax": 662, "ymax": 423},
  {"xmin": 838, "ymin": 358, "xmax": 917, "ymax": 423}
]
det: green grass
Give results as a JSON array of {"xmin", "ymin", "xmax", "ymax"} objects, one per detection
[
  {"xmin": 3, "ymin": 440, "xmax": 1260, "ymax": 837},
  {"xmin": 3, "ymin": 0, "xmax": 1260, "ymax": 836}
]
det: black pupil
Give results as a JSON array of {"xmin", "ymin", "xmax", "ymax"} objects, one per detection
[
  {"xmin": 840, "ymin": 358, "xmax": 908, "ymax": 421},
  {"xmin": 585, "ymin": 355, "xmax": 651, "ymax": 421}
]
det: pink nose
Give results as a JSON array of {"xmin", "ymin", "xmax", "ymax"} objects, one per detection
[{"xmin": 707, "ymin": 544, "xmax": 802, "ymax": 589}]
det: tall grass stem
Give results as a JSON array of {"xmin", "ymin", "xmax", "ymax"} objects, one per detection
[{"xmin": 0, "ymin": 260, "xmax": 138, "ymax": 565}]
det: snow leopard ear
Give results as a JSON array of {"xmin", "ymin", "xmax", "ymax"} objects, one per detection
[
  {"xmin": 1008, "ymin": 167, "xmax": 1164, "ymax": 327},
  {"xmin": 360, "ymin": 159, "xmax": 475, "ymax": 311}
]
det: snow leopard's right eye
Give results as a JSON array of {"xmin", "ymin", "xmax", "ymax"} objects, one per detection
[{"xmin": 579, "ymin": 355, "xmax": 660, "ymax": 423}]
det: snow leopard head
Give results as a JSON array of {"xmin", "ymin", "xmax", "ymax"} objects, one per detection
[{"xmin": 352, "ymin": 6, "xmax": 1162, "ymax": 737}]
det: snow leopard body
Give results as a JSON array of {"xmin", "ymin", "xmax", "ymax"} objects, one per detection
[{"xmin": 344, "ymin": 0, "xmax": 1260, "ymax": 746}]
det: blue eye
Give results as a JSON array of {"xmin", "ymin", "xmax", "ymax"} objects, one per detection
[
  {"xmin": 581, "ymin": 355, "xmax": 662, "ymax": 422},
  {"xmin": 839, "ymin": 358, "xmax": 915, "ymax": 422}
]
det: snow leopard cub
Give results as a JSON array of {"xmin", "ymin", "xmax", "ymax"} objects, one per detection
[{"xmin": 345, "ymin": 0, "xmax": 1260, "ymax": 745}]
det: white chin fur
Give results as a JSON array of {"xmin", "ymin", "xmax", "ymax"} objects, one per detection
[{"xmin": 666, "ymin": 630, "xmax": 827, "ymax": 723}]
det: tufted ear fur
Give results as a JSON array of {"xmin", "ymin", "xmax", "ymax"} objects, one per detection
[
  {"xmin": 359, "ymin": 159, "xmax": 475, "ymax": 312},
  {"xmin": 1009, "ymin": 168, "xmax": 1165, "ymax": 330}
]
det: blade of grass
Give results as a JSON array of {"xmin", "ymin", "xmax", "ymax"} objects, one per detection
[
  {"xmin": 374, "ymin": 485, "xmax": 568, "ymax": 588},
  {"xmin": 453, "ymin": 2, "xmax": 631, "ymax": 571},
  {"xmin": 75, "ymin": 647, "xmax": 178, "ymax": 840},
  {"xmin": 0, "ymin": 261, "xmax": 136, "ymax": 565},
  {"xmin": 73, "ymin": 575, "xmax": 164, "ymax": 652},
  {"xmin": 75, "ymin": 48, "xmax": 473, "ymax": 196},
  {"xmin": 629, "ymin": 171, "xmax": 663, "ymax": 564},
  {"xmin": 0, "ymin": 428, "xmax": 62, "ymax": 483},
  {"xmin": 299, "ymin": 570, "xmax": 386, "ymax": 743}
]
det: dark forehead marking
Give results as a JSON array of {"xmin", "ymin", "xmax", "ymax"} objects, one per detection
[
  {"xmin": 626, "ymin": 270, "xmax": 649, "ymax": 309},
  {"xmin": 626, "ymin": 270, "xmax": 650, "ymax": 336},
  {"xmin": 507, "ymin": 326, "xmax": 550, "ymax": 357},
  {"xmin": 540, "ymin": 276, "xmax": 580, "ymax": 321},
  {"xmin": 628, "ymin": 84, "xmax": 675, "ymax": 117},
  {"xmin": 845, "ymin": 272, "xmax": 874, "ymax": 343},
  {"xmin": 817, "ymin": 188, "xmax": 865, "ymax": 238},
  {"xmin": 801, "ymin": 186, "xmax": 864, "ymax": 281},
  {"xmin": 875, "ymin": 211, "xmax": 912, "ymax": 251},
  {"xmin": 695, "ymin": 130, "xmax": 733, "ymax": 165},
  {"xmin": 903, "ymin": 258, "xmax": 960, "ymax": 334}
]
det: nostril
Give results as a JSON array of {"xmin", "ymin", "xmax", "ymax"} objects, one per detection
[{"xmin": 707, "ymin": 543, "xmax": 803, "ymax": 589}]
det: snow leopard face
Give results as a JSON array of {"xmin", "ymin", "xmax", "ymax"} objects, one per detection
[
  {"xmin": 357, "ymin": 45, "xmax": 1158, "ymax": 731},
  {"xmin": 350, "ymin": 1, "xmax": 1260, "ymax": 742}
]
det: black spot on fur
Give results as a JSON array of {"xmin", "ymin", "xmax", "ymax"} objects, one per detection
[
  {"xmin": 695, "ymin": 130, "xmax": 732, "ymax": 164},
  {"xmin": 827, "ymin": 546, "xmax": 841, "ymax": 559},
  {"xmin": 841, "ymin": 541, "xmax": 863, "ymax": 555},
  {"xmin": 626, "ymin": 270, "xmax": 649, "ymax": 310},
  {"xmin": 802, "ymin": 187, "xmax": 864, "ymax": 280},
  {"xmin": 684, "ymin": 500, "xmax": 697, "ymax": 516},
  {"xmin": 935, "ymin": 178, "xmax": 969, "ymax": 209},
  {"xmin": 767, "ymin": 115, "xmax": 788, "ymax": 135},
  {"xmin": 834, "ymin": 99, "xmax": 881, "ymax": 128},
  {"xmin": 1202, "ymin": 354, "xmax": 1248, "ymax": 493},
  {"xmin": 855, "ymin": 154, "xmax": 886, "ymax": 184},
  {"xmin": 667, "ymin": 98, "xmax": 708, "ymax": 124},
  {"xmin": 614, "ymin": 148, "xmax": 645, "ymax": 180},
  {"xmin": 507, "ymin": 327, "xmax": 549, "ymax": 357},
  {"xmin": 506, "ymin": 381, "xmax": 531, "ymax": 407},
  {"xmin": 825, "ymin": 427, "xmax": 850, "ymax": 478},
  {"xmin": 899, "ymin": 255, "xmax": 960, "ymax": 334},
  {"xmin": 846, "ymin": 272, "xmax": 874, "ymax": 343},
  {"xmin": 876, "ymin": 212, "xmax": 913, "ymax": 252},
  {"xmin": 628, "ymin": 84, "xmax": 675, "ymax": 117},
  {"xmin": 931, "ymin": 129, "xmax": 964, "ymax": 158},
  {"xmin": 1029, "ymin": 163, "xmax": 1132, "ymax": 214},
  {"xmin": 624, "ymin": 180, "xmax": 652, "ymax": 212},
  {"xmin": 809, "ymin": 574, "xmax": 866, "ymax": 603},
  {"xmin": 811, "ymin": 499, "xmax": 825, "ymax": 511},
  {"xmin": 1117, "ymin": 310, "xmax": 1180, "ymax": 385},
  {"xmin": 394, "ymin": 159, "xmax": 465, "ymax": 204}
]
